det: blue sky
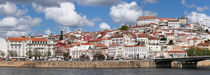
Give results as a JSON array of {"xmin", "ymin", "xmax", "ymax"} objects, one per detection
[{"xmin": 0, "ymin": 0, "xmax": 210, "ymax": 37}]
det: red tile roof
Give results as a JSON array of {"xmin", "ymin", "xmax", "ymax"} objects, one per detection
[
  {"xmin": 95, "ymin": 43, "xmax": 107, "ymax": 49},
  {"xmin": 7, "ymin": 37, "xmax": 29, "ymax": 42},
  {"xmin": 109, "ymin": 44, "xmax": 117, "ymax": 46},
  {"xmin": 167, "ymin": 51, "xmax": 186, "ymax": 53},
  {"xmin": 31, "ymin": 38, "xmax": 48, "ymax": 42},
  {"xmin": 166, "ymin": 33, "xmax": 174, "ymax": 36},
  {"xmin": 123, "ymin": 45, "xmax": 145, "ymax": 47},
  {"xmin": 148, "ymin": 37, "xmax": 159, "ymax": 40},
  {"xmin": 137, "ymin": 16, "xmax": 158, "ymax": 19},
  {"xmin": 82, "ymin": 43, "xmax": 93, "ymax": 45},
  {"xmin": 88, "ymin": 38, "xmax": 102, "ymax": 42},
  {"xmin": 138, "ymin": 33, "xmax": 146, "ymax": 37},
  {"xmin": 197, "ymin": 43, "xmax": 209, "ymax": 46},
  {"xmin": 8, "ymin": 37, "xmax": 48, "ymax": 42}
]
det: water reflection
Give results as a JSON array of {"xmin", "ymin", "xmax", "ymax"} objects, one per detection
[{"xmin": 0, "ymin": 67, "xmax": 209, "ymax": 75}]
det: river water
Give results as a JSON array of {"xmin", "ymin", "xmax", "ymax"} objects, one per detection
[{"xmin": 0, "ymin": 67, "xmax": 210, "ymax": 75}]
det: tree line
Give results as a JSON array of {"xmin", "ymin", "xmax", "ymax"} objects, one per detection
[{"xmin": 187, "ymin": 47, "xmax": 210, "ymax": 56}]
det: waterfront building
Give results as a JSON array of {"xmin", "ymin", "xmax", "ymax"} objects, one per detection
[
  {"xmin": 106, "ymin": 44, "xmax": 117, "ymax": 60},
  {"xmin": 166, "ymin": 51, "xmax": 187, "ymax": 58},
  {"xmin": 7, "ymin": 37, "xmax": 55, "ymax": 59},
  {"xmin": 123, "ymin": 45, "xmax": 147, "ymax": 60},
  {"xmin": 68, "ymin": 43, "xmax": 94, "ymax": 60},
  {"xmin": 0, "ymin": 38, "xmax": 7, "ymax": 58}
]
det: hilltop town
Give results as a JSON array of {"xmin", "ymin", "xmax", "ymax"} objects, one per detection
[{"xmin": 0, "ymin": 16, "xmax": 210, "ymax": 61}]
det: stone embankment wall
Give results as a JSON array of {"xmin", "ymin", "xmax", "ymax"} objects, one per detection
[
  {"xmin": 171, "ymin": 61, "xmax": 210, "ymax": 68},
  {"xmin": 0, "ymin": 61, "xmax": 156, "ymax": 68},
  {"xmin": 197, "ymin": 61, "xmax": 210, "ymax": 67}
]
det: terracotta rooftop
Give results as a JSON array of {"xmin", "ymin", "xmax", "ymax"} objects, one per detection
[
  {"xmin": 82, "ymin": 43, "xmax": 93, "ymax": 45},
  {"xmin": 148, "ymin": 37, "xmax": 159, "ymax": 40},
  {"xmin": 95, "ymin": 43, "xmax": 107, "ymax": 49},
  {"xmin": 31, "ymin": 38, "xmax": 48, "ymax": 42},
  {"xmin": 167, "ymin": 50, "xmax": 186, "ymax": 53},
  {"xmin": 137, "ymin": 16, "xmax": 158, "ymax": 20},
  {"xmin": 197, "ymin": 43, "xmax": 209, "ymax": 46},
  {"xmin": 123, "ymin": 45, "xmax": 145, "ymax": 47},
  {"xmin": 7, "ymin": 37, "xmax": 29, "ymax": 42},
  {"xmin": 138, "ymin": 33, "xmax": 146, "ymax": 37},
  {"xmin": 166, "ymin": 33, "xmax": 174, "ymax": 36},
  {"xmin": 109, "ymin": 44, "xmax": 118, "ymax": 46}
]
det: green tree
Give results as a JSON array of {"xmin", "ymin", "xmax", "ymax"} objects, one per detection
[
  {"xmin": 33, "ymin": 49, "xmax": 39, "ymax": 60},
  {"xmin": 0, "ymin": 50, "xmax": 5, "ymax": 58},
  {"xmin": 8, "ymin": 50, "xmax": 17, "ymax": 57},
  {"xmin": 98, "ymin": 54, "xmax": 105, "ymax": 60},
  {"xmin": 187, "ymin": 47, "xmax": 210, "ymax": 56},
  {"xmin": 42, "ymin": 52, "xmax": 47, "ymax": 60},
  {"xmin": 37, "ymin": 51, "xmax": 42, "ymax": 60},
  {"xmin": 79, "ymin": 55, "xmax": 90, "ymax": 61},
  {"xmin": 119, "ymin": 25, "xmax": 128, "ymax": 30},
  {"xmin": 205, "ymin": 29, "xmax": 209, "ymax": 33},
  {"xmin": 168, "ymin": 40, "xmax": 174, "ymax": 45},
  {"xmin": 160, "ymin": 37, "xmax": 167, "ymax": 41},
  {"xmin": 47, "ymin": 50, "xmax": 51, "ymax": 59},
  {"xmin": 26, "ymin": 50, "xmax": 33, "ymax": 59}
]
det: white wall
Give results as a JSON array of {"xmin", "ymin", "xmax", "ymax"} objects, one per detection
[{"xmin": 0, "ymin": 38, "xmax": 7, "ymax": 58}]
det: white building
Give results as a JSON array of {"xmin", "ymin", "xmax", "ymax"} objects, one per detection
[
  {"xmin": 106, "ymin": 44, "xmax": 118, "ymax": 60},
  {"xmin": 136, "ymin": 16, "xmax": 160, "ymax": 25},
  {"xmin": 111, "ymin": 34, "xmax": 125, "ymax": 46},
  {"xmin": 166, "ymin": 51, "xmax": 187, "ymax": 58},
  {"xmin": 168, "ymin": 20, "xmax": 180, "ymax": 29},
  {"xmin": 7, "ymin": 37, "xmax": 55, "ymax": 59},
  {"xmin": 137, "ymin": 33, "xmax": 148, "ymax": 45},
  {"xmin": 147, "ymin": 45, "xmax": 162, "ymax": 59},
  {"xmin": 124, "ymin": 45, "xmax": 147, "ymax": 60},
  {"xmin": 0, "ymin": 38, "xmax": 7, "ymax": 58},
  {"xmin": 68, "ymin": 43, "xmax": 94, "ymax": 60}
]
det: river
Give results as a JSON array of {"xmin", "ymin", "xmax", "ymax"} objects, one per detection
[{"xmin": 0, "ymin": 67, "xmax": 210, "ymax": 75}]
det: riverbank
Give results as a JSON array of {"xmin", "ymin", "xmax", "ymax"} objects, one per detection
[
  {"xmin": 0, "ymin": 60, "xmax": 156, "ymax": 68},
  {"xmin": 0, "ymin": 60, "xmax": 210, "ymax": 68}
]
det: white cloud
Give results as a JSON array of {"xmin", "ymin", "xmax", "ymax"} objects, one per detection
[
  {"xmin": 99, "ymin": 22, "xmax": 110, "ymax": 30},
  {"xmin": 181, "ymin": 0, "xmax": 208, "ymax": 12},
  {"xmin": 186, "ymin": 12, "xmax": 210, "ymax": 26},
  {"xmin": 181, "ymin": 0, "xmax": 195, "ymax": 8},
  {"xmin": 76, "ymin": 0, "xmax": 121, "ymax": 6},
  {"xmin": 0, "ymin": 2, "xmax": 27, "ymax": 16},
  {"xmin": 45, "ymin": 28, "xmax": 52, "ymax": 35},
  {"xmin": 33, "ymin": 2, "xmax": 95, "ymax": 27},
  {"xmin": 0, "ymin": 16, "xmax": 42, "ymax": 37},
  {"xmin": 144, "ymin": 0, "xmax": 158, "ymax": 4},
  {"xmin": 0, "ymin": 2, "xmax": 17, "ymax": 15},
  {"xmin": 110, "ymin": 1, "xmax": 143, "ymax": 25},
  {"xmin": 61, "ymin": 27, "xmax": 71, "ymax": 33},
  {"xmin": 0, "ymin": 17, "xmax": 18, "ymax": 27},
  {"xmin": 196, "ymin": 6, "xmax": 208, "ymax": 12}
]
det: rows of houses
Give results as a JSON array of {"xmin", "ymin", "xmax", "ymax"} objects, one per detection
[{"xmin": 0, "ymin": 16, "xmax": 209, "ymax": 60}]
